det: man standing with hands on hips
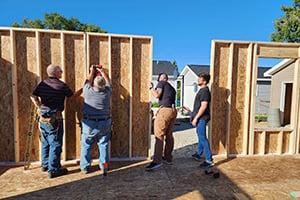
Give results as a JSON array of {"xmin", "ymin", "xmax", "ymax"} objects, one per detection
[
  {"xmin": 191, "ymin": 72, "xmax": 214, "ymax": 168},
  {"xmin": 146, "ymin": 73, "xmax": 177, "ymax": 171}
]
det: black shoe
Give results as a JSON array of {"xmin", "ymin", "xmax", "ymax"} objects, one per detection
[
  {"xmin": 199, "ymin": 161, "xmax": 214, "ymax": 169},
  {"xmin": 48, "ymin": 168, "xmax": 68, "ymax": 178},
  {"xmin": 81, "ymin": 167, "xmax": 90, "ymax": 174},
  {"xmin": 192, "ymin": 153, "xmax": 202, "ymax": 161},
  {"xmin": 162, "ymin": 157, "xmax": 173, "ymax": 165},
  {"xmin": 41, "ymin": 166, "xmax": 48, "ymax": 172},
  {"xmin": 145, "ymin": 162, "xmax": 163, "ymax": 171}
]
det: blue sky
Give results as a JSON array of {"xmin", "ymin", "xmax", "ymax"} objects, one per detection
[{"xmin": 0, "ymin": 0, "xmax": 293, "ymax": 71}]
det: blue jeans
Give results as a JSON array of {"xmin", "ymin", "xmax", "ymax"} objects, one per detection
[
  {"xmin": 80, "ymin": 118, "xmax": 111, "ymax": 170},
  {"xmin": 39, "ymin": 119, "xmax": 63, "ymax": 172},
  {"xmin": 196, "ymin": 119, "xmax": 213, "ymax": 162}
]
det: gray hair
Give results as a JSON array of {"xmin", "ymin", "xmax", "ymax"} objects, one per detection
[
  {"xmin": 93, "ymin": 76, "xmax": 106, "ymax": 91},
  {"xmin": 47, "ymin": 64, "xmax": 60, "ymax": 77}
]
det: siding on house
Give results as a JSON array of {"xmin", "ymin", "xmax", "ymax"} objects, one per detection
[
  {"xmin": 180, "ymin": 65, "xmax": 271, "ymax": 114},
  {"xmin": 270, "ymin": 62, "xmax": 295, "ymax": 109}
]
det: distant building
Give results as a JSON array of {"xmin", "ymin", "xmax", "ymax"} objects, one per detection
[{"xmin": 179, "ymin": 64, "xmax": 271, "ymax": 114}]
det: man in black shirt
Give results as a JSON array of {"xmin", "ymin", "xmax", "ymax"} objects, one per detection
[
  {"xmin": 191, "ymin": 72, "xmax": 214, "ymax": 168},
  {"xmin": 146, "ymin": 73, "xmax": 177, "ymax": 171},
  {"xmin": 31, "ymin": 64, "xmax": 81, "ymax": 178}
]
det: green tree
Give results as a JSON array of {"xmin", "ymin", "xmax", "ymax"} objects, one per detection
[
  {"xmin": 12, "ymin": 12, "xmax": 107, "ymax": 33},
  {"xmin": 271, "ymin": 0, "xmax": 300, "ymax": 42}
]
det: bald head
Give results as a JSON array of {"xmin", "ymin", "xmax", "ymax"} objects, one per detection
[{"xmin": 47, "ymin": 64, "xmax": 62, "ymax": 78}]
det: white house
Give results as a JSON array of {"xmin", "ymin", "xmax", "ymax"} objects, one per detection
[
  {"xmin": 179, "ymin": 64, "xmax": 271, "ymax": 114},
  {"xmin": 264, "ymin": 59, "xmax": 295, "ymax": 125}
]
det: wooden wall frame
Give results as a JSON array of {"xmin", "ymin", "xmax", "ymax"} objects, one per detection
[
  {"xmin": 0, "ymin": 27, "xmax": 152, "ymax": 162},
  {"xmin": 210, "ymin": 40, "xmax": 300, "ymax": 156}
]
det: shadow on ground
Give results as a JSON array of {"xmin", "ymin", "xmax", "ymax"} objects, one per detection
[{"xmin": 0, "ymin": 143, "xmax": 254, "ymax": 200}]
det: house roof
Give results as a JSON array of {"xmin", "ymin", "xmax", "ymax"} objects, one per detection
[
  {"xmin": 152, "ymin": 60, "xmax": 176, "ymax": 76},
  {"xmin": 181, "ymin": 64, "xmax": 271, "ymax": 80},
  {"xmin": 264, "ymin": 59, "xmax": 295, "ymax": 77}
]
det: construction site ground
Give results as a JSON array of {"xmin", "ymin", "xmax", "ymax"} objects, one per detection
[{"xmin": 1, "ymin": 121, "xmax": 300, "ymax": 200}]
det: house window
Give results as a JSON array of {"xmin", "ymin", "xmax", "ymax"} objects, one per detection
[{"xmin": 193, "ymin": 82, "xmax": 198, "ymax": 93}]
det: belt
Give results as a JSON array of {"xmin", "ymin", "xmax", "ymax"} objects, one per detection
[
  {"xmin": 160, "ymin": 105, "xmax": 175, "ymax": 108},
  {"xmin": 83, "ymin": 117, "xmax": 110, "ymax": 121}
]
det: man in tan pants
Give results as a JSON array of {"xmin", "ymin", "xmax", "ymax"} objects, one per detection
[{"xmin": 146, "ymin": 73, "xmax": 177, "ymax": 171}]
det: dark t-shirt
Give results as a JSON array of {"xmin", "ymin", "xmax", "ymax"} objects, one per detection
[
  {"xmin": 32, "ymin": 77, "xmax": 73, "ymax": 111},
  {"xmin": 192, "ymin": 86, "xmax": 211, "ymax": 122},
  {"xmin": 156, "ymin": 81, "xmax": 176, "ymax": 107}
]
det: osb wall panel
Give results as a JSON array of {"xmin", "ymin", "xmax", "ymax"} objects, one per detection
[
  {"xmin": 211, "ymin": 42, "xmax": 230, "ymax": 154},
  {"xmin": 88, "ymin": 35, "xmax": 109, "ymax": 67},
  {"xmin": 283, "ymin": 131, "xmax": 291, "ymax": 153},
  {"xmin": 39, "ymin": 32, "xmax": 61, "ymax": 80},
  {"xmin": 14, "ymin": 31, "xmax": 40, "ymax": 161},
  {"xmin": 253, "ymin": 131, "xmax": 263, "ymax": 154},
  {"xmin": 64, "ymin": 33, "xmax": 85, "ymax": 160},
  {"xmin": 88, "ymin": 35, "xmax": 109, "ymax": 158},
  {"xmin": 132, "ymin": 38, "xmax": 151, "ymax": 156},
  {"xmin": 111, "ymin": 37, "xmax": 130, "ymax": 157},
  {"xmin": 229, "ymin": 44, "xmax": 249, "ymax": 154},
  {"xmin": 265, "ymin": 132, "xmax": 280, "ymax": 154},
  {"xmin": 0, "ymin": 30, "xmax": 14, "ymax": 161}
]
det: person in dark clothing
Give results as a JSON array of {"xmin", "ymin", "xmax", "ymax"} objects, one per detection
[
  {"xmin": 31, "ymin": 64, "xmax": 81, "ymax": 178},
  {"xmin": 146, "ymin": 73, "xmax": 177, "ymax": 171},
  {"xmin": 191, "ymin": 72, "xmax": 214, "ymax": 168}
]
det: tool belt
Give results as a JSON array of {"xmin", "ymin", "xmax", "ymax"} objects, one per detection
[{"xmin": 39, "ymin": 111, "xmax": 62, "ymax": 125}]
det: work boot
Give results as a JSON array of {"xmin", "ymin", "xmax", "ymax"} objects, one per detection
[{"xmin": 48, "ymin": 168, "xmax": 68, "ymax": 178}]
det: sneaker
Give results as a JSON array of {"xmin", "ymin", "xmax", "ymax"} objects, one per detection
[
  {"xmin": 81, "ymin": 167, "xmax": 90, "ymax": 174},
  {"xmin": 145, "ymin": 162, "xmax": 163, "ymax": 171},
  {"xmin": 192, "ymin": 153, "xmax": 201, "ymax": 161},
  {"xmin": 162, "ymin": 157, "xmax": 173, "ymax": 165},
  {"xmin": 41, "ymin": 166, "xmax": 48, "ymax": 172},
  {"xmin": 199, "ymin": 161, "xmax": 214, "ymax": 169},
  {"xmin": 48, "ymin": 168, "xmax": 68, "ymax": 178}
]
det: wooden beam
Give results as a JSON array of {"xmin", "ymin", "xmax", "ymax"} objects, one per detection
[
  {"xmin": 208, "ymin": 40, "xmax": 216, "ymax": 144},
  {"xmin": 11, "ymin": 29, "xmax": 20, "ymax": 162},
  {"xmin": 242, "ymin": 43, "xmax": 253, "ymax": 155},
  {"xmin": 260, "ymin": 131, "xmax": 266, "ymax": 155},
  {"xmin": 249, "ymin": 43, "xmax": 258, "ymax": 155},
  {"xmin": 277, "ymin": 131, "xmax": 283, "ymax": 154},
  {"xmin": 290, "ymin": 57, "xmax": 300, "ymax": 154},
  {"xmin": 60, "ymin": 32, "xmax": 67, "ymax": 161},
  {"xmin": 148, "ymin": 37, "xmax": 153, "ymax": 158},
  {"xmin": 225, "ymin": 42, "xmax": 234, "ymax": 156},
  {"xmin": 35, "ymin": 30, "xmax": 41, "ymax": 161},
  {"xmin": 257, "ymin": 45, "xmax": 299, "ymax": 58},
  {"xmin": 129, "ymin": 37, "xmax": 133, "ymax": 158}
]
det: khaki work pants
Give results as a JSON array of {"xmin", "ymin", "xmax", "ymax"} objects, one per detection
[{"xmin": 153, "ymin": 107, "xmax": 177, "ymax": 163}]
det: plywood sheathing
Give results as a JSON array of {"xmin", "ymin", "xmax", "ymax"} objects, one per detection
[
  {"xmin": 132, "ymin": 38, "xmax": 152, "ymax": 157},
  {"xmin": 14, "ymin": 31, "xmax": 40, "ymax": 161},
  {"xmin": 110, "ymin": 37, "xmax": 131, "ymax": 157},
  {"xmin": 0, "ymin": 27, "xmax": 152, "ymax": 162},
  {"xmin": 39, "ymin": 32, "xmax": 62, "ymax": 80},
  {"xmin": 64, "ymin": 33, "xmax": 86, "ymax": 160},
  {"xmin": 0, "ymin": 30, "xmax": 14, "ymax": 161},
  {"xmin": 210, "ymin": 42, "xmax": 230, "ymax": 155},
  {"xmin": 229, "ymin": 43, "xmax": 249, "ymax": 155}
]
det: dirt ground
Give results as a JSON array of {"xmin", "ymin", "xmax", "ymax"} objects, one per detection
[{"xmin": 1, "ymin": 124, "xmax": 300, "ymax": 199}]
